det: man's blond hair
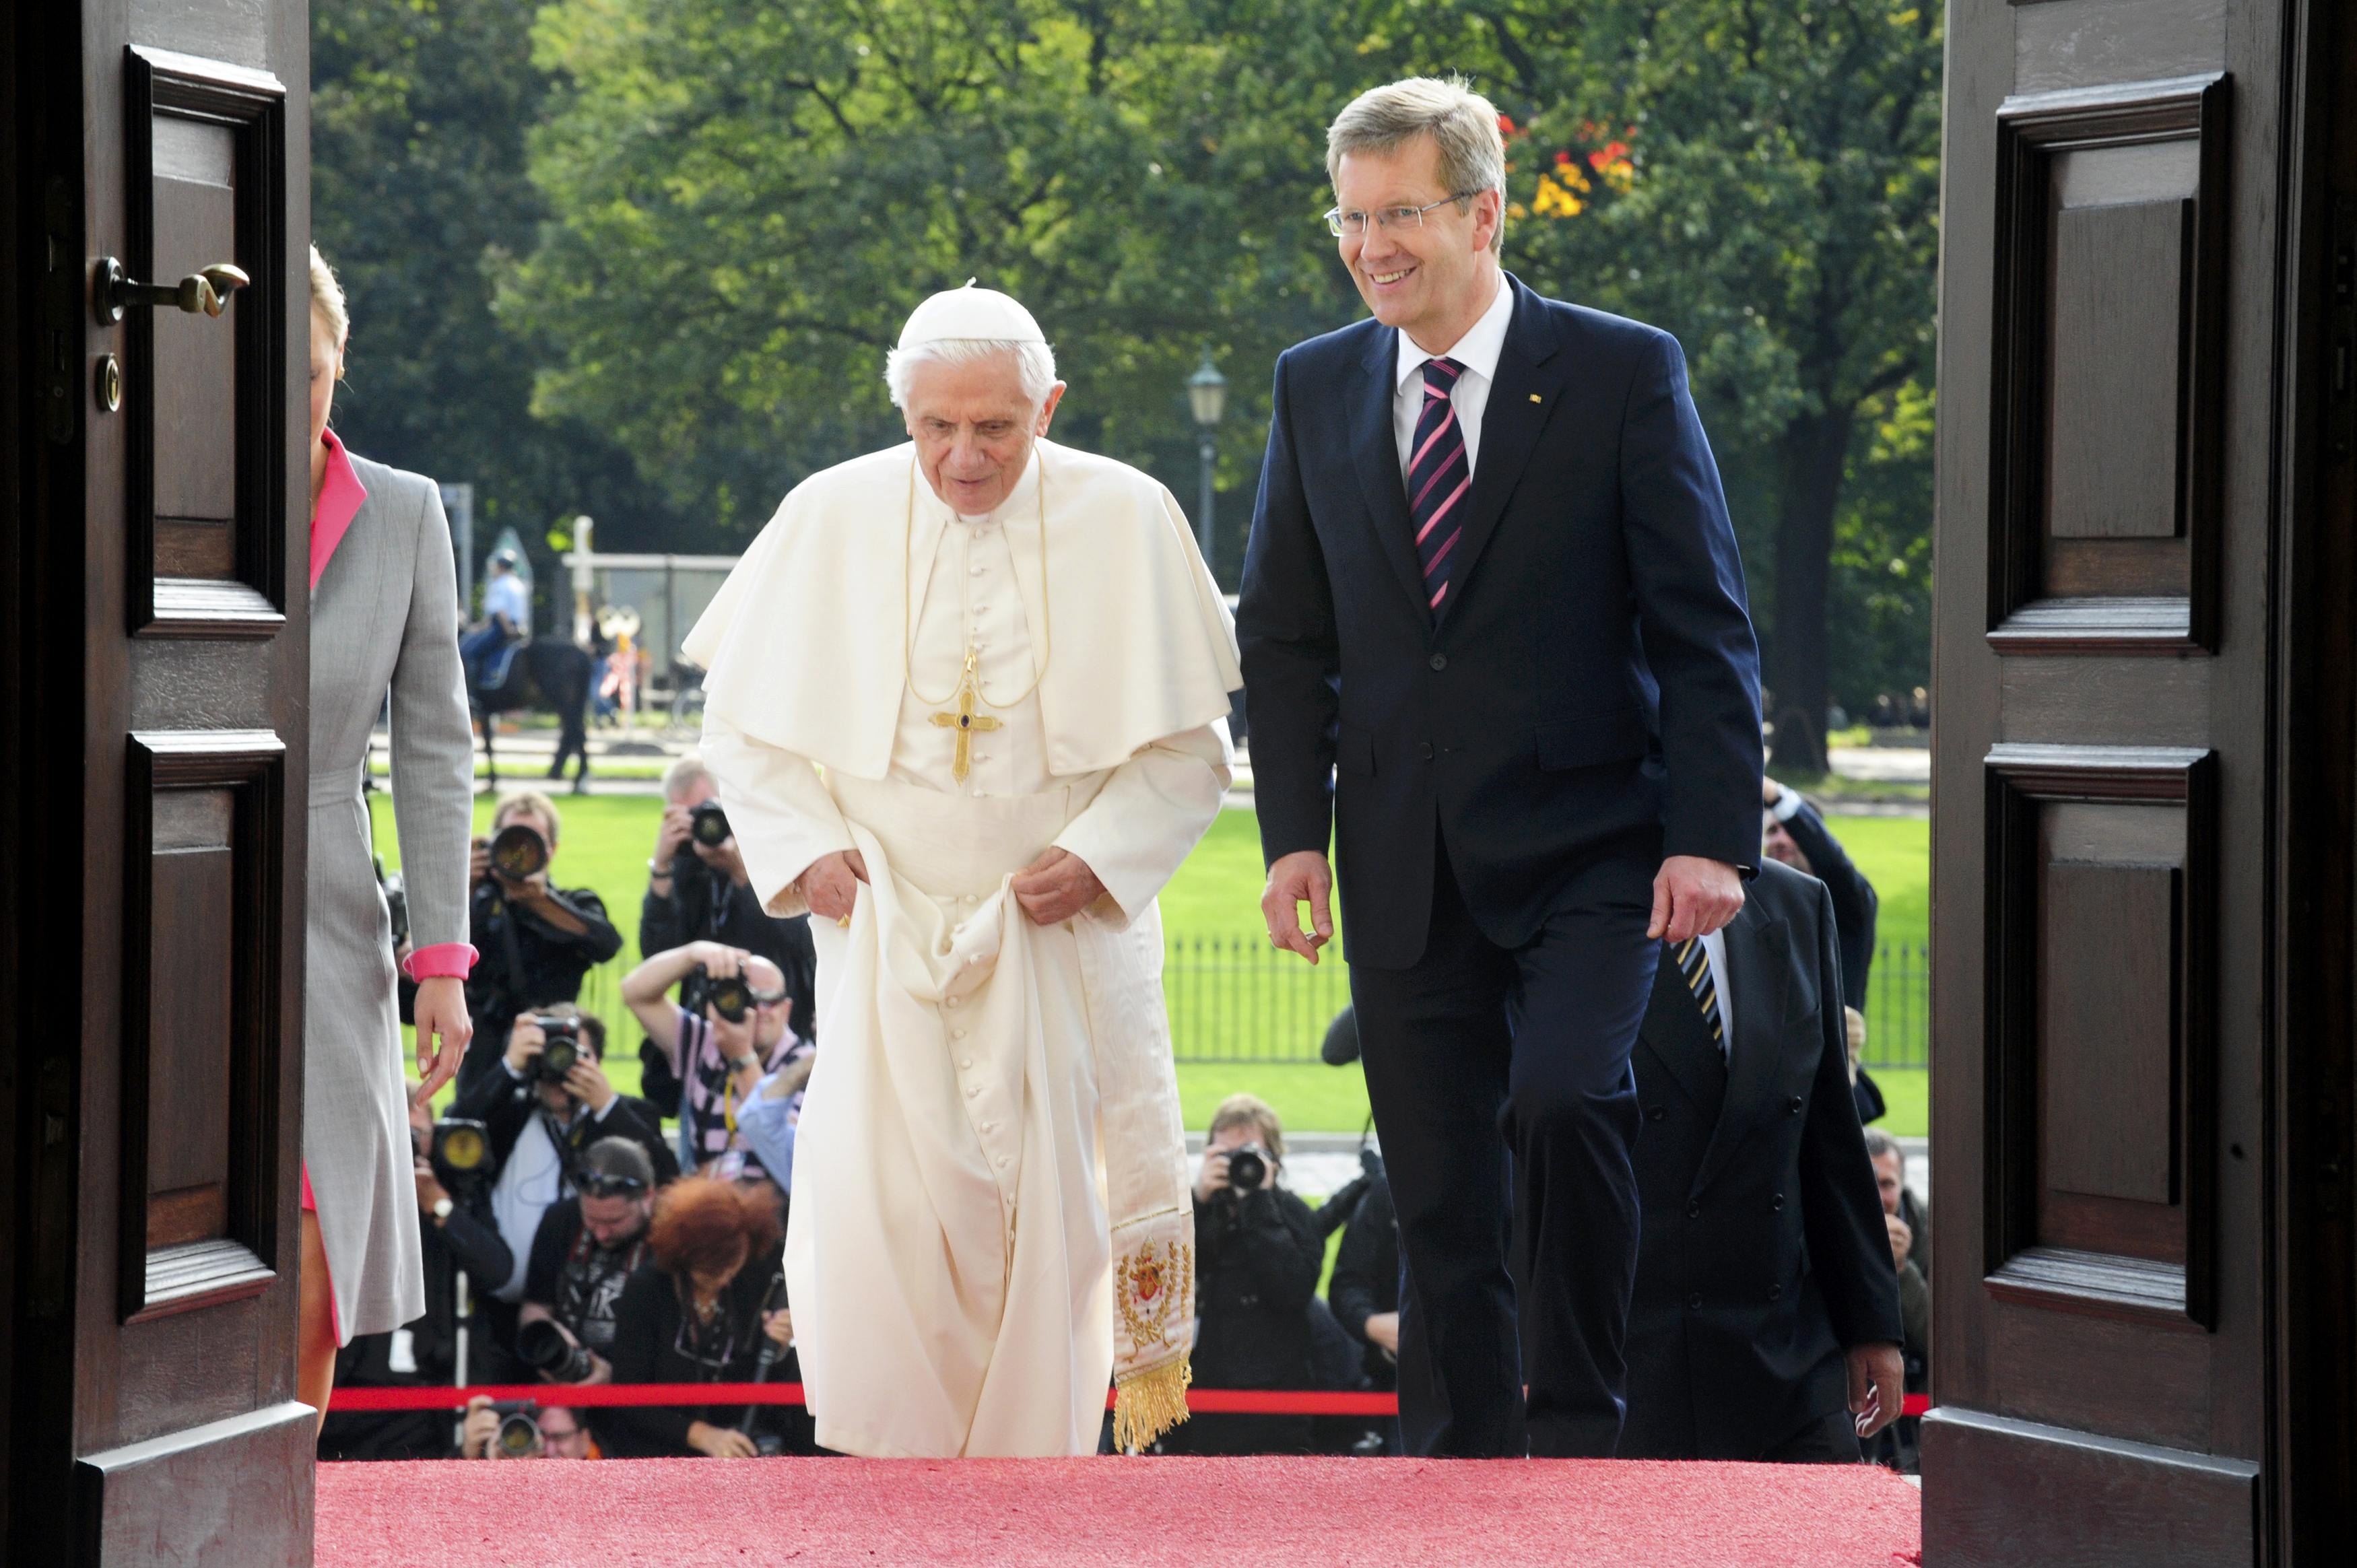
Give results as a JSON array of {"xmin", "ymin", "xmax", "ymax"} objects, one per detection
[
  {"xmin": 663, "ymin": 753, "xmax": 712, "ymax": 803},
  {"xmin": 1209, "ymin": 1093, "xmax": 1287, "ymax": 1164},
  {"xmin": 494, "ymin": 787, "xmax": 562, "ymax": 845},
  {"xmin": 1327, "ymin": 77, "xmax": 1508, "ymax": 255}
]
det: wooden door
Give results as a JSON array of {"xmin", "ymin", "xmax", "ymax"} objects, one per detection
[
  {"xmin": 1931, "ymin": 1, "xmax": 2356, "ymax": 1562},
  {"xmin": 4, "ymin": 1, "xmax": 313, "ymax": 1563}
]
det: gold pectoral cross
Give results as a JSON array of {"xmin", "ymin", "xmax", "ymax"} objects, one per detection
[{"xmin": 929, "ymin": 648, "xmax": 1003, "ymax": 783}]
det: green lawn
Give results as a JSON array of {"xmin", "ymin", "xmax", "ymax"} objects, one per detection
[{"xmin": 372, "ymin": 792, "xmax": 1927, "ymax": 1134}]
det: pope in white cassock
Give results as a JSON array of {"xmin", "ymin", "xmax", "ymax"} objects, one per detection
[{"xmin": 680, "ymin": 284, "xmax": 1240, "ymax": 1458}]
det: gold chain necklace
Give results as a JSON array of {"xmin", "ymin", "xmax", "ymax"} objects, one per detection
[{"xmin": 902, "ymin": 449, "xmax": 1053, "ymax": 710}]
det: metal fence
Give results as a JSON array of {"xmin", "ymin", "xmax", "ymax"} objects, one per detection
[{"xmin": 1164, "ymin": 936, "xmax": 1932, "ymax": 1071}]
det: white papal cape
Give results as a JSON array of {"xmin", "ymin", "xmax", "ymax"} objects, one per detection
[{"xmin": 682, "ymin": 439, "xmax": 1239, "ymax": 1457}]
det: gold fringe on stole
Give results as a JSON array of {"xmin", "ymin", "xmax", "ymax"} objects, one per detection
[{"xmin": 1113, "ymin": 1357, "xmax": 1193, "ymax": 1452}]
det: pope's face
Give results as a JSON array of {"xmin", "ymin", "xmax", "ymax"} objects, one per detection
[
  {"xmin": 1333, "ymin": 134, "xmax": 1501, "ymax": 349},
  {"xmin": 904, "ymin": 353, "xmax": 1066, "ymax": 516}
]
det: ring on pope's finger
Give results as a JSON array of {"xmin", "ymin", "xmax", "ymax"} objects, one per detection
[{"xmin": 836, "ymin": 915, "xmax": 851, "ymax": 928}]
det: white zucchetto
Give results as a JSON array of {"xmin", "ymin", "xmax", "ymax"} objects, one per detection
[{"xmin": 896, "ymin": 280, "xmax": 1047, "ymax": 348}]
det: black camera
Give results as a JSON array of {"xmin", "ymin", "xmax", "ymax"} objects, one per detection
[
  {"xmin": 516, "ymin": 1318, "xmax": 596, "ymax": 1384},
  {"xmin": 531, "ymin": 1015, "xmax": 582, "ymax": 1083},
  {"xmin": 689, "ymin": 799, "xmax": 732, "ymax": 850},
  {"xmin": 486, "ymin": 1398, "xmax": 541, "ymax": 1458},
  {"xmin": 486, "ymin": 822, "xmax": 550, "ymax": 881},
  {"xmin": 681, "ymin": 965, "xmax": 754, "ymax": 1024},
  {"xmin": 1224, "ymin": 1144, "xmax": 1269, "ymax": 1194},
  {"xmin": 430, "ymin": 1118, "xmax": 496, "ymax": 1192},
  {"xmin": 376, "ymin": 858, "xmax": 411, "ymax": 950}
]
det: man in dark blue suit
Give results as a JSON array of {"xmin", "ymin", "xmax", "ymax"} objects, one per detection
[{"xmin": 1238, "ymin": 77, "xmax": 1764, "ymax": 1458}]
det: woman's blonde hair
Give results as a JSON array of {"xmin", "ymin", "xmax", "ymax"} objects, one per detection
[{"xmin": 308, "ymin": 243, "xmax": 349, "ymax": 348}]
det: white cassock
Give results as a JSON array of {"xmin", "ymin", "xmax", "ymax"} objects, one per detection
[{"xmin": 682, "ymin": 438, "xmax": 1239, "ymax": 1458}]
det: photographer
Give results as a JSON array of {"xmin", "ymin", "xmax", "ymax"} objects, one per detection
[
  {"xmin": 1158, "ymin": 1095, "xmax": 1325, "ymax": 1456},
  {"xmin": 457, "ymin": 791, "xmax": 624, "ymax": 1097},
  {"xmin": 640, "ymin": 755, "xmax": 818, "ymax": 1056},
  {"xmin": 449, "ymin": 1007, "xmax": 675, "ymax": 1379},
  {"xmin": 458, "ymin": 1394, "xmax": 601, "ymax": 1460},
  {"xmin": 517, "ymin": 1138, "xmax": 659, "ymax": 1386},
  {"xmin": 623, "ymin": 941, "xmax": 805, "ymax": 1182},
  {"xmin": 318, "ymin": 1087, "xmax": 515, "ymax": 1460},
  {"xmin": 599, "ymin": 1176, "xmax": 793, "ymax": 1458}
]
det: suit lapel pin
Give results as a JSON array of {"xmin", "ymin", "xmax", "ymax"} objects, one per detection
[{"xmin": 1529, "ymin": 393, "xmax": 1543, "ymax": 403}]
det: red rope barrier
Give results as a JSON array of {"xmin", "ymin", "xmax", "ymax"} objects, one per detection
[{"xmin": 331, "ymin": 1383, "xmax": 1933, "ymax": 1420}]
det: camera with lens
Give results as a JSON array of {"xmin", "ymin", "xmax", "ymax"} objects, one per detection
[
  {"xmin": 486, "ymin": 821, "xmax": 550, "ymax": 883},
  {"xmin": 376, "ymin": 858, "xmax": 411, "ymax": 950},
  {"xmin": 486, "ymin": 1398, "xmax": 541, "ymax": 1458},
  {"xmin": 679, "ymin": 965, "xmax": 754, "ymax": 1025},
  {"xmin": 530, "ymin": 1015, "xmax": 582, "ymax": 1084},
  {"xmin": 1223, "ymin": 1143, "xmax": 1269, "ymax": 1195},
  {"xmin": 430, "ymin": 1118, "xmax": 497, "ymax": 1194},
  {"xmin": 688, "ymin": 799, "xmax": 732, "ymax": 850},
  {"xmin": 516, "ymin": 1317, "xmax": 596, "ymax": 1384}
]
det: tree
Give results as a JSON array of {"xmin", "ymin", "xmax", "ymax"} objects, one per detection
[
  {"xmin": 1444, "ymin": 0, "xmax": 1943, "ymax": 771},
  {"xmin": 502, "ymin": 0, "xmax": 1397, "ymax": 554},
  {"xmin": 312, "ymin": 0, "xmax": 688, "ymax": 604}
]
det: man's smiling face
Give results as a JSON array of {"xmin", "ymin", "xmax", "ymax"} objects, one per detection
[{"xmin": 1332, "ymin": 133, "xmax": 1499, "ymax": 349}]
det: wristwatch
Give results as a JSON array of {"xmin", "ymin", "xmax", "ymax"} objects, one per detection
[
  {"xmin": 432, "ymin": 1197, "xmax": 455, "ymax": 1224},
  {"xmin": 647, "ymin": 858, "xmax": 673, "ymax": 879},
  {"xmin": 729, "ymin": 1054, "xmax": 760, "ymax": 1074}
]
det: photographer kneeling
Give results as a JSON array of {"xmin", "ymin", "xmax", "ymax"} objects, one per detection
[
  {"xmin": 623, "ymin": 941, "xmax": 807, "ymax": 1182},
  {"xmin": 449, "ymin": 1007, "xmax": 676, "ymax": 1379},
  {"xmin": 459, "ymin": 1394, "xmax": 600, "ymax": 1461},
  {"xmin": 457, "ymin": 791, "xmax": 624, "ymax": 1097},
  {"xmin": 597, "ymin": 1175, "xmax": 792, "ymax": 1458},
  {"xmin": 1157, "ymin": 1095, "xmax": 1325, "ymax": 1456},
  {"xmin": 516, "ymin": 1137, "xmax": 659, "ymax": 1387}
]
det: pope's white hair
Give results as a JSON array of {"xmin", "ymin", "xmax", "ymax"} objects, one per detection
[{"xmin": 884, "ymin": 338, "xmax": 1059, "ymax": 413}]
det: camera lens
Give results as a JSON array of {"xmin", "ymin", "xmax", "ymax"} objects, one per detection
[
  {"xmin": 488, "ymin": 823, "xmax": 549, "ymax": 880},
  {"xmin": 690, "ymin": 800, "xmax": 732, "ymax": 848},
  {"xmin": 539, "ymin": 1037, "xmax": 579, "ymax": 1081},
  {"xmin": 437, "ymin": 1122, "xmax": 488, "ymax": 1171},
  {"xmin": 516, "ymin": 1318, "xmax": 594, "ymax": 1384},
  {"xmin": 494, "ymin": 1410, "xmax": 541, "ymax": 1458},
  {"xmin": 1226, "ymin": 1147, "xmax": 1268, "ymax": 1193}
]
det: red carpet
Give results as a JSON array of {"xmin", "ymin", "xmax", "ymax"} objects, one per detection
[{"xmin": 318, "ymin": 1456, "xmax": 1921, "ymax": 1567}]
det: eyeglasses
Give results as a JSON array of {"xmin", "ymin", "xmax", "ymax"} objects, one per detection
[
  {"xmin": 1324, "ymin": 191, "xmax": 1484, "ymax": 239},
  {"xmin": 576, "ymin": 1173, "xmax": 648, "ymax": 1199}
]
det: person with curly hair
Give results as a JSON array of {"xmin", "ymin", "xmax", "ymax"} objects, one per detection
[{"xmin": 596, "ymin": 1178, "xmax": 792, "ymax": 1458}]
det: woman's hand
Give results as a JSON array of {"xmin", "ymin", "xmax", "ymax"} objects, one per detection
[
  {"xmin": 762, "ymin": 1308, "xmax": 794, "ymax": 1350},
  {"xmin": 412, "ymin": 978, "xmax": 471, "ymax": 1099},
  {"xmin": 686, "ymin": 1419, "xmax": 759, "ymax": 1458}
]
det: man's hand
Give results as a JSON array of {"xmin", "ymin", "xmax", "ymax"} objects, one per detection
[
  {"xmin": 1011, "ymin": 847, "xmax": 1106, "ymax": 926},
  {"xmin": 413, "ymin": 978, "xmax": 471, "ymax": 1100},
  {"xmin": 1193, "ymin": 1149, "xmax": 1232, "ymax": 1206},
  {"xmin": 1886, "ymin": 1213, "xmax": 1914, "ymax": 1270},
  {"xmin": 469, "ymin": 838, "xmax": 492, "ymax": 888},
  {"xmin": 505, "ymin": 1012, "xmax": 546, "ymax": 1076},
  {"xmin": 762, "ymin": 1309, "xmax": 794, "ymax": 1349},
  {"xmin": 1364, "ymin": 1310, "xmax": 1401, "ymax": 1356},
  {"xmin": 1261, "ymin": 850, "xmax": 1334, "ymax": 964},
  {"xmin": 760, "ymin": 1054, "xmax": 817, "ymax": 1101},
  {"xmin": 708, "ymin": 1006, "xmax": 759, "ymax": 1074},
  {"xmin": 1648, "ymin": 855, "xmax": 1745, "ymax": 943},
  {"xmin": 695, "ymin": 834, "xmax": 752, "ymax": 888},
  {"xmin": 689, "ymin": 941, "xmax": 747, "ymax": 978},
  {"xmin": 798, "ymin": 850, "xmax": 869, "ymax": 923},
  {"xmin": 654, "ymin": 805, "xmax": 694, "ymax": 868},
  {"xmin": 460, "ymin": 1395, "xmax": 499, "ymax": 1460},
  {"xmin": 686, "ymin": 1419, "xmax": 758, "ymax": 1459},
  {"xmin": 1847, "ymin": 1342, "xmax": 1906, "ymax": 1439},
  {"xmin": 565, "ymin": 1055, "xmax": 617, "ymax": 1116},
  {"xmin": 413, "ymin": 1155, "xmax": 451, "ymax": 1219}
]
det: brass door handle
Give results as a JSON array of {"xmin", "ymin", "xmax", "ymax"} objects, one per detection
[{"xmin": 94, "ymin": 257, "xmax": 250, "ymax": 322}]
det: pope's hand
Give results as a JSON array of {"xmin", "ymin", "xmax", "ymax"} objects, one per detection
[
  {"xmin": 1011, "ymin": 847, "xmax": 1104, "ymax": 926},
  {"xmin": 799, "ymin": 850, "xmax": 869, "ymax": 922},
  {"xmin": 1649, "ymin": 855, "xmax": 1744, "ymax": 943},
  {"xmin": 1261, "ymin": 850, "xmax": 1333, "ymax": 964}
]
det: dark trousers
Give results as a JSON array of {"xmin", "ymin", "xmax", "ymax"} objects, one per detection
[{"xmin": 1350, "ymin": 831, "xmax": 1657, "ymax": 1458}]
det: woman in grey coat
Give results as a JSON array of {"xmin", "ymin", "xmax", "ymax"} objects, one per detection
[{"xmin": 299, "ymin": 247, "xmax": 479, "ymax": 1421}]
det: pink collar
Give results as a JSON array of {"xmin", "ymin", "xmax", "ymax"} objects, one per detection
[{"xmin": 310, "ymin": 428, "xmax": 368, "ymax": 591}]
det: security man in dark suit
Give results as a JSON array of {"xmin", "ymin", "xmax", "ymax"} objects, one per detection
[{"xmin": 1620, "ymin": 858, "xmax": 1905, "ymax": 1460}]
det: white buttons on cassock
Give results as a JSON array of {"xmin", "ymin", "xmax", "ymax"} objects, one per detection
[
  {"xmin": 960, "ymin": 1058, "xmax": 974, "ymax": 1069},
  {"xmin": 966, "ymin": 1085, "xmax": 981, "ymax": 1099},
  {"xmin": 945, "ymin": 996, "xmax": 961, "ymax": 1009},
  {"xmin": 952, "ymin": 1027, "xmax": 966, "ymax": 1040}
]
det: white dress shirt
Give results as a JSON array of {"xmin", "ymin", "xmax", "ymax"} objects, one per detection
[
  {"xmin": 1697, "ymin": 927, "xmax": 1735, "ymax": 1064},
  {"xmin": 1392, "ymin": 272, "xmax": 1517, "ymax": 482}
]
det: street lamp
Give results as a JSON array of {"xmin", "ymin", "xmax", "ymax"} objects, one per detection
[{"xmin": 1186, "ymin": 349, "xmax": 1228, "ymax": 570}]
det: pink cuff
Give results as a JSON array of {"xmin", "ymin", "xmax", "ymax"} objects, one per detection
[{"xmin": 402, "ymin": 943, "xmax": 479, "ymax": 982}]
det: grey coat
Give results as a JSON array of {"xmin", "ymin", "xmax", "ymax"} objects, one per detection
[{"xmin": 306, "ymin": 451, "xmax": 476, "ymax": 1340}]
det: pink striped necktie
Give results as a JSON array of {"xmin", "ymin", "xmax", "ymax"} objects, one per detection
[{"xmin": 1410, "ymin": 355, "xmax": 1471, "ymax": 617}]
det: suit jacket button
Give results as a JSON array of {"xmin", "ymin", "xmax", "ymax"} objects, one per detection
[
  {"xmin": 1646, "ymin": 1106, "xmax": 1666, "ymax": 1123},
  {"xmin": 1685, "ymin": 1200, "xmax": 1700, "ymax": 1219},
  {"xmin": 1428, "ymin": 652, "xmax": 1448, "ymax": 671},
  {"xmin": 1767, "ymin": 1285, "xmax": 1783, "ymax": 1302},
  {"xmin": 1788, "ymin": 1095, "xmax": 1803, "ymax": 1115},
  {"xmin": 1418, "ymin": 741, "xmax": 1436, "ymax": 761},
  {"xmin": 1687, "ymin": 1293, "xmax": 1702, "ymax": 1311},
  {"xmin": 1771, "ymin": 1193, "xmax": 1785, "ymax": 1212}
]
